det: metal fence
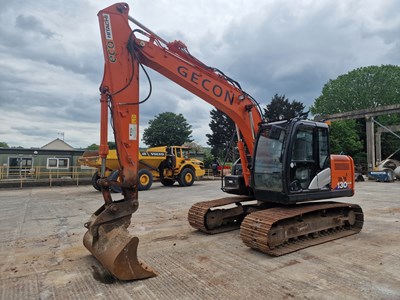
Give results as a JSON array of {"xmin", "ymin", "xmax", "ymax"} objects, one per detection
[
  {"xmin": 0, "ymin": 165, "xmax": 96, "ymax": 188},
  {"xmin": 0, "ymin": 165, "xmax": 230, "ymax": 189}
]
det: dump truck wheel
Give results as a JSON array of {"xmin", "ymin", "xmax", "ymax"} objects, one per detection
[
  {"xmin": 109, "ymin": 170, "xmax": 122, "ymax": 193},
  {"xmin": 161, "ymin": 178, "xmax": 175, "ymax": 186},
  {"xmin": 138, "ymin": 169, "xmax": 153, "ymax": 191},
  {"xmin": 91, "ymin": 171, "xmax": 101, "ymax": 191},
  {"xmin": 178, "ymin": 168, "xmax": 195, "ymax": 187}
]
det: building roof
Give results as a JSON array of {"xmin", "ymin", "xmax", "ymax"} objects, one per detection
[{"xmin": 41, "ymin": 138, "xmax": 75, "ymax": 150}]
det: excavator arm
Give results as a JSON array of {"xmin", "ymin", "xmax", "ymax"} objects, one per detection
[
  {"xmin": 83, "ymin": 4, "xmax": 155, "ymax": 280},
  {"xmin": 84, "ymin": 2, "xmax": 263, "ymax": 280}
]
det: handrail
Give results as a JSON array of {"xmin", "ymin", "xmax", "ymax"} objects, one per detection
[
  {"xmin": 0, "ymin": 165, "xmax": 97, "ymax": 188},
  {"xmin": 0, "ymin": 165, "xmax": 231, "ymax": 188}
]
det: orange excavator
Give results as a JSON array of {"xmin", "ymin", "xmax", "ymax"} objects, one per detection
[{"xmin": 83, "ymin": 3, "xmax": 364, "ymax": 280}]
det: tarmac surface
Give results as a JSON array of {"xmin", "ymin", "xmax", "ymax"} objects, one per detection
[{"xmin": 0, "ymin": 180, "xmax": 399, "ymax": 299}]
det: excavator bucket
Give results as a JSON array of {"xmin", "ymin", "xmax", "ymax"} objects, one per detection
[{"xmin": 83, "ymin": 202, "xmax": 156, "ymax": 281}]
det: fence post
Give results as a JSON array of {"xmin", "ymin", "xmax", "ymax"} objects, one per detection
[{"xmin": 75, "ymin": 166, "xmax": 79, "ymax": 186}]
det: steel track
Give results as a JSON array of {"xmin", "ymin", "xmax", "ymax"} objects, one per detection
[
  {"xmin": 240, "ymin": 202, "xmax": 364, "ymax": 256},
  {"xmin": 188, "ymin": 196, "xmax": 256, "ymax": 234}
]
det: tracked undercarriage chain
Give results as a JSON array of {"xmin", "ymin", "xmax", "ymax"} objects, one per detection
[
  {"xmin": 188, "ymin": 196, "xmax": 256, "ymax": 234},
  {"xmin": 240, "ymin": 201, "xmax": 364, "ymax": 256}
]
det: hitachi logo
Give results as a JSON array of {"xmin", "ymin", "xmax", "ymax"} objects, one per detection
[{"xmin": 103, "ymin": 14, "xmax": 113, "ymax": 40}]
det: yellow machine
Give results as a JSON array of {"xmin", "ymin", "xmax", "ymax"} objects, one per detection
[{"xmin": 79, "ymin": 146, "xmax": 205, "ymax": 192}]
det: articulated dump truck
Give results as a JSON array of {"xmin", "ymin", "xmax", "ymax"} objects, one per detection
[{"xmin": 78, "ymin": 146, "xmax": 205, "ymax": 192}]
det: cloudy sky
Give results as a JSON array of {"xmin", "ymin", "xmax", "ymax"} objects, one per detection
[{"xmin": 0, "ymin": 0, "xmax": 399, "ymax": 148}]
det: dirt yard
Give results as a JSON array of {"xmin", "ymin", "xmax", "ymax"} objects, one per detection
[{"xmin": 0, "ymin": 180, "xmax": 399, "ymax": 299}]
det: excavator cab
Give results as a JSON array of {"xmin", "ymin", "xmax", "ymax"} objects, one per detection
[
  {"xmin": 252, "ymin": 119, "xmax": 354, "ymax": 203},
  {"xmin": 224, "ymin": 119, "xmax": 354, "ymax": 202}
]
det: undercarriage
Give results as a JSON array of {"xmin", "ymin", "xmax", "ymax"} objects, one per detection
[{"xmin": 188, "ymin": 199, "xmax": 364, "ymax": 255}]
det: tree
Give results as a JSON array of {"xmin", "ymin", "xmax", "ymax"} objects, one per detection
[
  {"xmin": 108, "ymin": 141, "xmax": 116, "ymax": 150},
  {"xmin": 85, "ymin": 143, "xmax": 116, "ymax": 150},
  {"xmin": 0, "ymin": 142, "xmax": 9, "ymax": 148},
  {"xmin": 328, "ymin": 120, "xmax": 363, "ymax": 156},
  {"xmin": 183, "ymin": 141, "xmax": 203, "ymax": 155},
  {"xmin": 201, "ymin": 148, "xmax": 214, "ymax": 169},
  {"xmin": 206, "ymin": 108, "xmax": 236, "ymax": 161},
  {"xmin": 311, "ymin": 65, "xmax": 400, "ymax": 115},
  {"xmin": 86, "ymin": 143, "xmax": 99, "ymax": 150},
  {"xmin": 142, "ymin": 112, "xmax": 193, "ymax": 147},
  {"xmin": 311, "ymin": 65, "xmax": 400, "ymax": 162},
  {"xmin": 264, "ymin": 94, "xmax": 308, "ymax": 122}
]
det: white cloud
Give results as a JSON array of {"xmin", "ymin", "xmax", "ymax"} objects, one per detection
[{"xmin": 1, "ymin": 0, "xmax": 399, "ymax": 148}]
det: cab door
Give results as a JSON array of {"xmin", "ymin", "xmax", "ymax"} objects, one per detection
[{"xmin": 287, "ymin": 123, "xmax": 330, "ymax": 192}]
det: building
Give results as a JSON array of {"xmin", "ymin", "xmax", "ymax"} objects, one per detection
[{"xmin": 0, "ymin": 139, "xmax": 89, "ymax": 179}]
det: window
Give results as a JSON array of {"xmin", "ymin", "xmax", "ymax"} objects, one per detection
[
  {"xmin": 174, "ymin": 148, "xmax": 182, "ymax": 158},
  {"xmin": 182, "ymin": 148, "xmax": 190, "ymax": 159},
  {"xmin": 289, "ymin": 126, "xmax": 321, "ymax": 191},
  {"xmin": 58, "ymin": 158, "xmax": 69, "ymax": 167},
  {"xmin": 292, "ymin": 127, "xmax": 314, "ymax": 161},
  {"xmin": 47, "ymin": 158, "xmax": 69, "ymax": 169},
  {"xmin": 253, "ymin": 125, "xmax": 285, "ymax": 192},
  {"xmin": 21, "ymin": 158, "xmax": 32, "ymax": 167},
  {"xmin": 48, "ymin": 158, "xmax": 58, "ymax": 168},
  {"xmin": 8, "ymin": 157, "xmax": 33, "ymax": 176}
]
